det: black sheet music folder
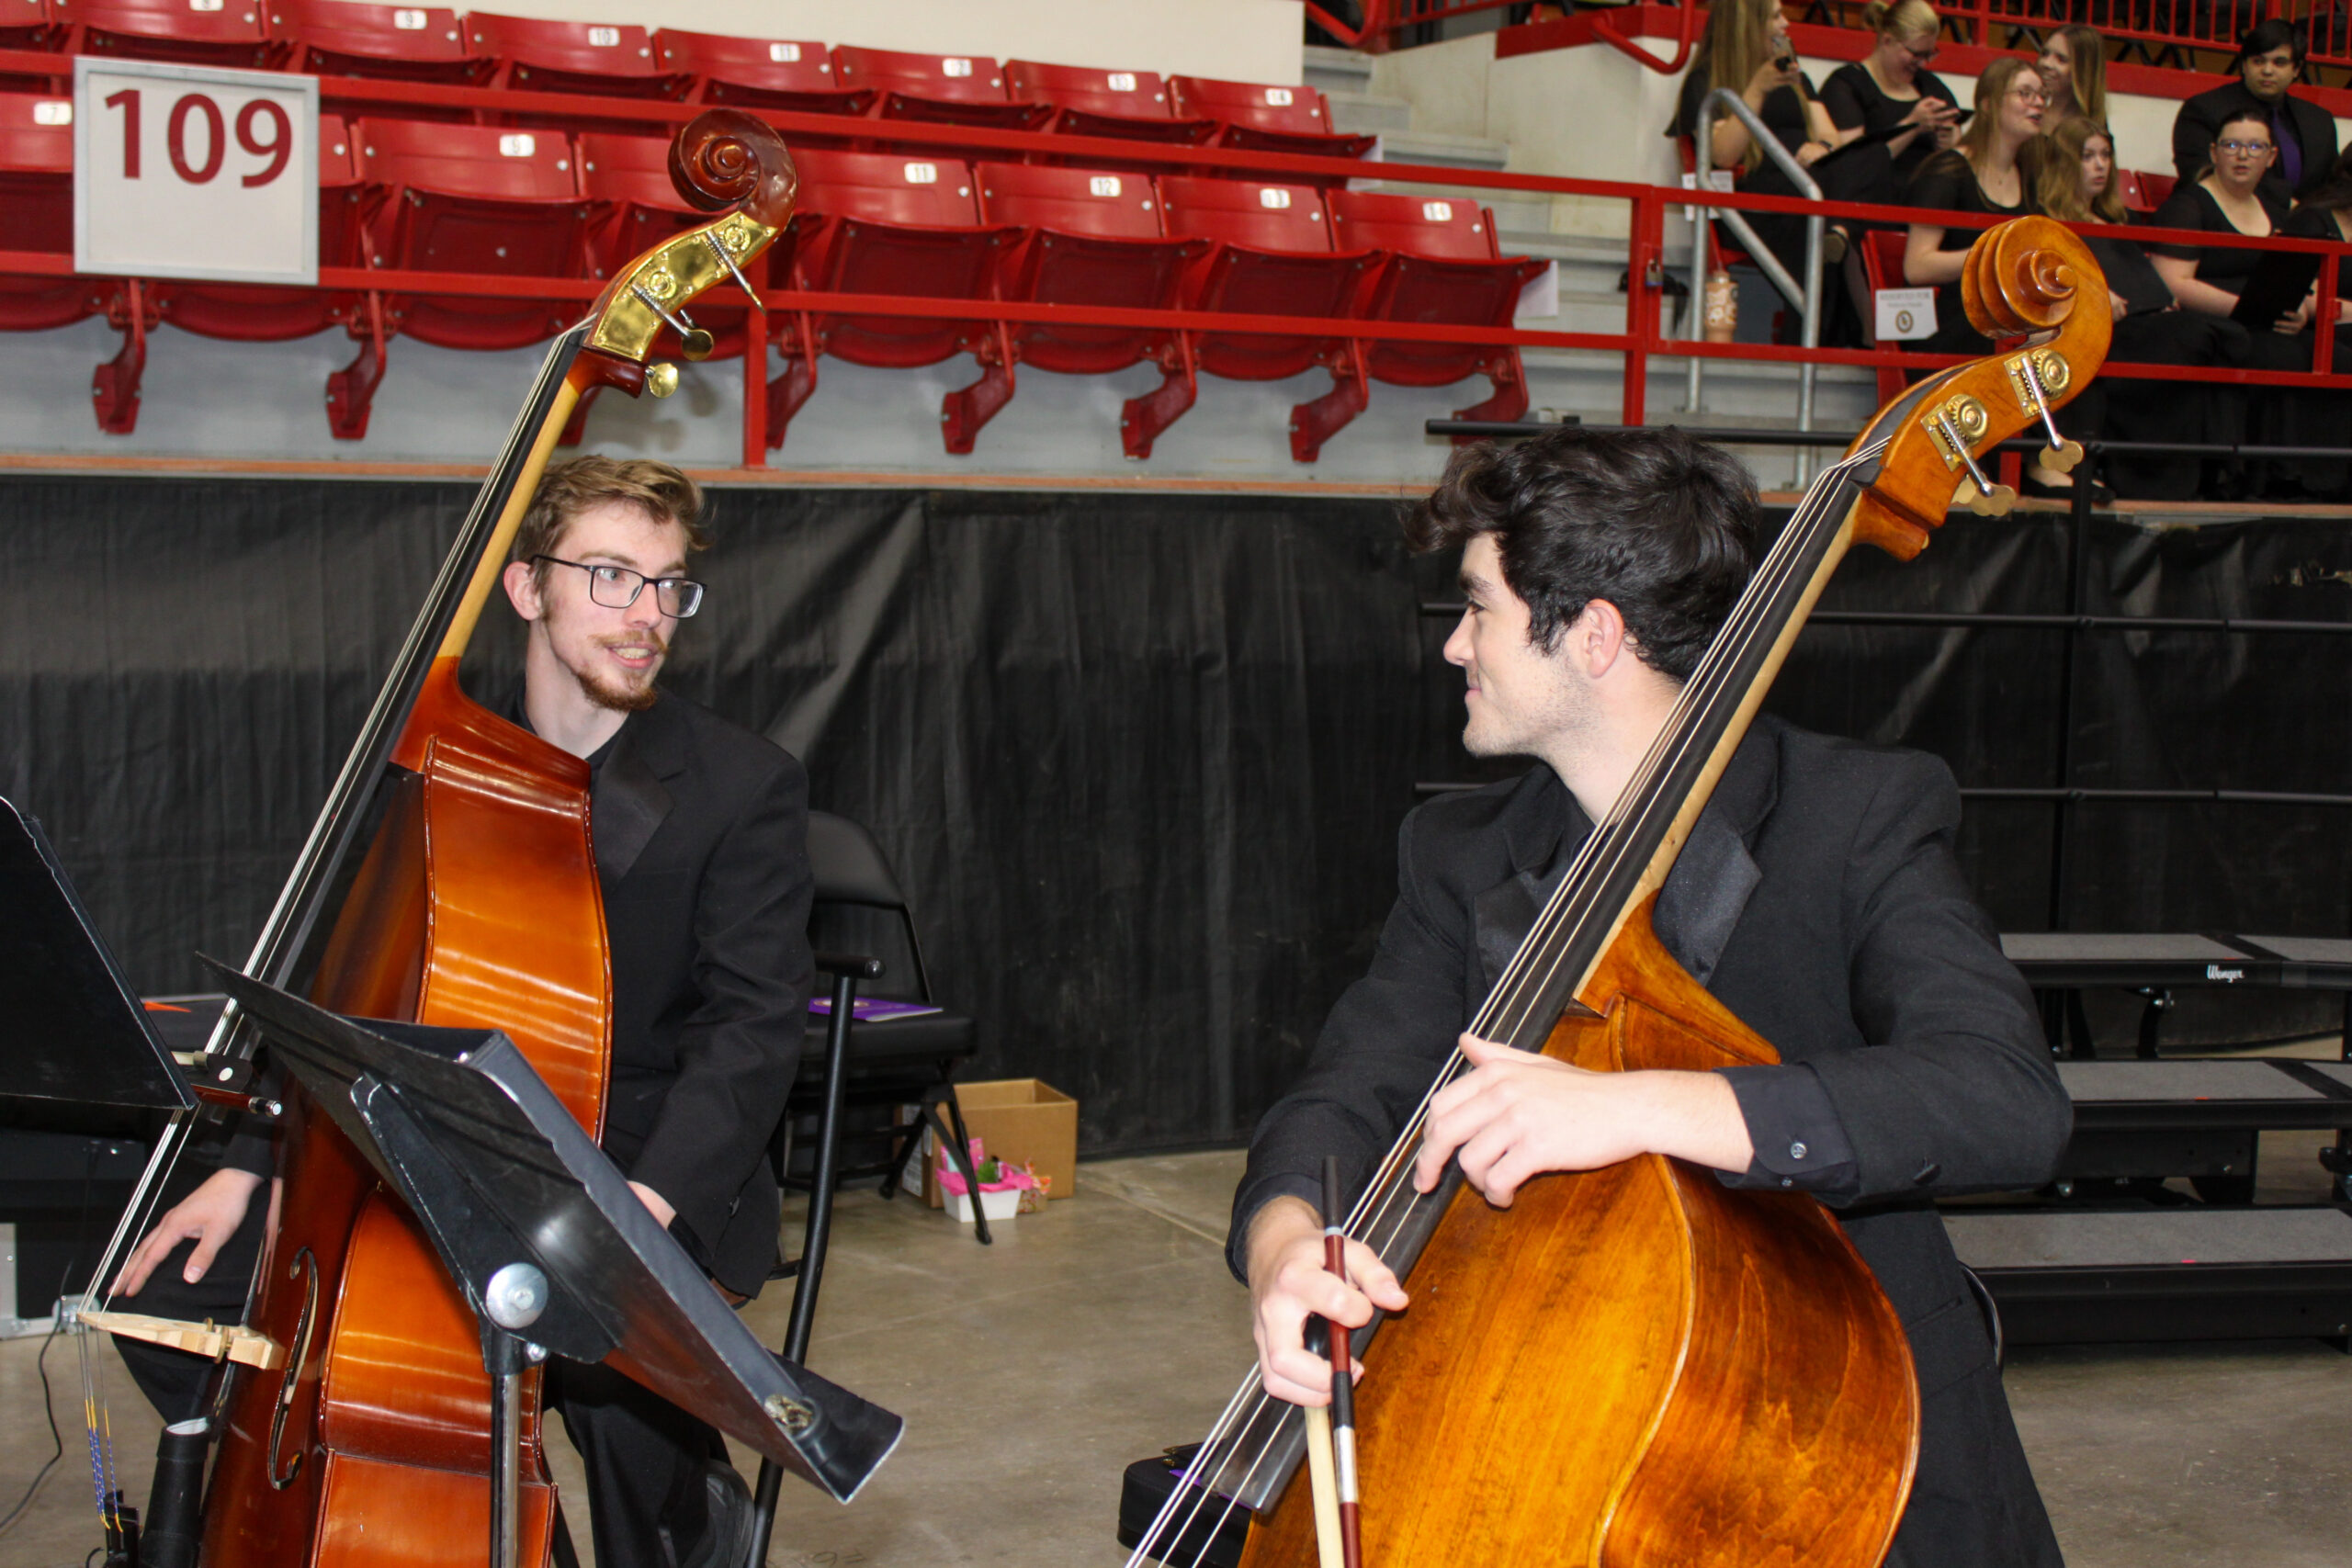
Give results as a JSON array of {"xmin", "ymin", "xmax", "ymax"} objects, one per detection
[
  {"xmin": 0, "ymin": 795, "xmax": 191, "ymax": 1117},
  {"xmin": 208, "ymin": 962, "xmax": 902, "ymax": 1504}
]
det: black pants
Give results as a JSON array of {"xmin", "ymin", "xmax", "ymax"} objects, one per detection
[
  {"xmin": 112, "ymin": 1159, "xmax": 724, "ymax": 1566},
  {"xmin": 546, "ymin": 1359, "xmax": 728, "ymax": 1568}
]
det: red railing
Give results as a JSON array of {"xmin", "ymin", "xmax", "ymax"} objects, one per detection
[
  {"xmin": 2, "ymin": 44, "xmax": 2348, "ymax": 474},
  {"xmin": 1345, "ymin": 0, "xmax": 2352, "ymax": 73}
]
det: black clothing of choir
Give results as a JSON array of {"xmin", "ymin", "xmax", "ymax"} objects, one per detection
[
  {"xmin": 1904, "ymin": 152, "xmax": 2034, "ymax": 355},
  {"xmin": 1819, "ymin": 60, "xmax": 1961, "ymax": 187}
]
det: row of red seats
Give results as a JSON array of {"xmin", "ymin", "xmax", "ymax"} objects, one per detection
[
  {"xmin": 3, "ymin": 2, "xmax": 1374, "ymax": 161},
  {"xmin": 0, "ymin": 96, "xmax": 1544, "ymax": 459}
]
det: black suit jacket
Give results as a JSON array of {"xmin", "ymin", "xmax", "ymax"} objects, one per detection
[
  {"xmin": 2173, "ymin": 79, "xmax": 2339, "ymax": 202},
  {"xmin": 589, "ymin": 693, "xmax": 813, "ymax": 1300},
  {"xmin": 1233, "ymin": 716, "xmax": 2071, "ymax": 1567}
]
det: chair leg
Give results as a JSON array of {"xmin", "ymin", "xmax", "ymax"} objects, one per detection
[
  {"xmin": 91, "ymin": 279, "xmax": 153, "ymax": 435},
  {"xmin": 1452, "ymin": 350, "xmax": 1531, "ymax": 426},
  {"xmin": 1120, "ymin": 333, "xmax": 1198, "ymax": 459},
  {"xmin": 1288, "ymin": 340, "xmax": 1369, "ymax": 464},
  {"xmin": 942, "ymin": 333, "xmax": 1016, "ymax": 456},
  {"xmin": 326, "ymin": 291, "xmax": 389, "ymax": 442},
  {"xmin": 763, "ymin": 314, "xmax": 820, "ymax": 450},
  {"xmin": 784, "ymin": 969, "xmax": 858, "ymax": 1364},
  {"xmin": 930, "ymin": 1093, "xmax": 992, "ymax": 1247}
]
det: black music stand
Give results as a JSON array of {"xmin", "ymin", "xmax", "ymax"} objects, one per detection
[
  {"xmin": 0, "ymin": 797, "xmax": 192, "ymax": 1122},
  {"xmin": 208, "ymin": 964, "xmax": 903, "ymax": 1568}
]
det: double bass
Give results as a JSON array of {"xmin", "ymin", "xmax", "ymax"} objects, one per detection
[
  {"xmin": 92, "ymin": 111, "xmax": 817, "ymax": 1564},
  {"xmin": 1127, "ymin": 217, "xmax": 2111, "ymax": 1567}
]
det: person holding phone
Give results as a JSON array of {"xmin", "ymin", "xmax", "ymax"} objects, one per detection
[
  {"xmin": 1820, "ymin": 0, "xmax": 1962, "ymax": 189},
  {"xmin": 1669, "ymin": 0, "xmax": 1900, "ymax": 344}
]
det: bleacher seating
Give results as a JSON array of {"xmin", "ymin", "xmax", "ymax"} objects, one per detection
[
  {"xmin": 0, "ymin": 90, "xmax": 93, "ymax": 332},
  {"xmin": 1860, "ymin": 229, "xmax": 1907, "ymax": 405},
  {"xmin": 834, "ymin": 45, "xmax": 1052, "ymax": 131},
  {"xmin": 463, "ymin": 11, "xmax": 677, "ymax": 99},
  {"xmin": 657, "ymin": 30, "xmax": 871, "ymax": 118},
  {"xmin": 0, "ymin": 9, "xmax": 1972, "ymax": 459},
  {"xmin": 954, "ymin": 161, "xmax": 1209, "ymax": 454},
  {"xmin": 0, "ymin": 0, "xmax": 58, "ymax": 49},
  {"xmin": 268, "ymin": 2, "xmax": 484, "ymax": 85},
  {"xmin": 1003, "ymin": 61, "xmax": 1216, "ymax": 149},
  {"xmin": 767, "ymin": 148, "xmax": 1020, "ymax": 452},
  {"xmin": 1169, "ymin": 75, "xmax": 1375, "ymax": 167},
  {"xmin": 56, "ymin": 0, "xmax": 273, "ymax": 68},
  {"xmin": 342, "ymin": 116, "xmax": 591, "ymax": 435},
  {"xmin": 1148, "ymin": 175, "xmax": 1381, "ymax": 462},
  {"xmin": 1329, "ymin": 190, "xmax": 1549, "ymax": 429}
]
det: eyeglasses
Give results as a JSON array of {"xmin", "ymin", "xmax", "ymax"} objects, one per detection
[
  {"xmin": 2216, "ymin": 140, "xmax": 2274, "ymax": 156},
  {"xmin": 2010, "ymin": 85, "xmax": 2049, "ymax": 105},
  {"xmin": 1902, "ymin": 40, "xmax": 1938, "ymax": 62},
  {"xmin": 534, "ymin": 555, "xmax": 705, "ymax": 618}
]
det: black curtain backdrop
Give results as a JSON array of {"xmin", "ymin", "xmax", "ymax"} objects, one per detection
[{"xmin": 4, "ymin": 478, "xmax": 2347, "ymax": 1153}]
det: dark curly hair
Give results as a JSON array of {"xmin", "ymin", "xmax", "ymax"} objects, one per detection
[{"xmin": 1403, "ymin": 426, "xmax": 1758, "ymax": 682}]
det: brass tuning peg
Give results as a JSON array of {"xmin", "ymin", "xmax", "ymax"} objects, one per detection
[
  {"xmin": 2010, "ymin": 350, "xmax": 2080, "ymax": 474},
  {"xmin": 631, "ymin": 281, "xmax": 716, "ymax": 362},
  {"xmin": 646, "ymin": 363, "xmax": 681, "ymax": 399}
]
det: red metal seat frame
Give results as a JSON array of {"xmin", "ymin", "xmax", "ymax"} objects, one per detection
[
  {"xmin": 835, "ymin": 45, "xmax": 1051, "ymax": 132},
  {"xmin": 59, "ymin": 0, "xmax": 272, "ymax": 67},
  {"xmin": 950, "ymin": 161, "xmax": 1210, "ymax": 454},
  {"xmin": 1329, "ymin": 189, "xmax": 1549, "ymax": 429},
  {"xmin": 1003, "ymin": 60, "xmax": 1216, "ymax": 148},
  {"xmin": 658, "ymin": 30, "xmax": 870, "ymax": 118}
]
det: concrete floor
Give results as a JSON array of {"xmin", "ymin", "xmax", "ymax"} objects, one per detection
[{"xmin": 0, "ymin": 1147, "xmax": 2346, "ymax": 1567}]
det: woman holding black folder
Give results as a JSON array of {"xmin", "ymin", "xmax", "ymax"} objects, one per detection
[{"xmin": 2152, "ymin": 107, "xmax": 2351, "ymax": 497}]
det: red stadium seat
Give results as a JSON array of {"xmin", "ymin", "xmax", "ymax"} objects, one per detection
[
  {"xmin": 765, "ymin": 148, "xmax": 1022, "ymax": 452},
  {"xmin": 1002, "ymin": 60, "xmax": 1216, "ymax": 148},
  {"xmin": 1327, "ymin": 190, "xmax": 1549, "ymax": 430},
  {"xmin": 0, "ymin": 90, "xmax": 96, "ymax": 331},
  {"xmin": 153, "ymin": 113, "xmax": 380, "ymax": 435},
  {"xmin": 346, "ymin": 116, "xmax": 592, "ymax": 438},
  {"xmin": 2114, "ymin": 168, "xmax": 2154, "ymax": 215},
  {"xmin": 1168, "ymin": 75, "xmax": 1374, "ymax": 167},
  {"xmin": 833, "ymin": 45, "xmax": 1050, "ymax": 131},
  {"xmin": 2134, "ymin": 169, "xmax": 2177, "ymax": 210},
  {"xmin": 267, "ymin": 2, "xmax": 483, "ymax": 85},
  {"xmin": 1860, "ymin": 228, "xmax": 1908, "ymax": 404},
  {"xmin": 1140, "ymin": 175, "xmax": 1380, "ymax": 462},
  {"xmin": 656, "ymin": 31, "xmax": 869, "ymax": 117},
  {"xmin": 57, "ymin": 0, "xmax": 272, "ymax": 67},
  {"xmin": 0, "ymin": 0, "xmax": 62, "ymax": 49},
  {"xmin": 951, "ymin": 162, "xmax": 1210, "ymax": 453},
  {"xmin": 0, "ymin": 90, "xmax": 149, "ymax": 430},
  {"xmin": 463, "ymin": 11, "xmax": 678, "ymax": 99}
]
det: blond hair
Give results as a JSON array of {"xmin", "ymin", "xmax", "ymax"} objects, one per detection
[
  {"xmin": 512, "ymin": 456, "xmax": 710, "ymax": 590},
  {"xmin": 1697, "ymin": 0, "xmax": 1803, "ymax": 175},
  {"xmin": 1861, "ymin": 0, "xmax": 1939, "ymax": 47},
  {"xmin": 2050, "ymin": 24, "xmax": 2107, "ymax": 125},
  {"xmin": 2035, "ymin": 116, "xmax": 2126, "ymax": 224}
]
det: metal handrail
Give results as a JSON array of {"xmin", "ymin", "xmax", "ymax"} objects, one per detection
[{"xmin": 1692, "ymin": 86, "xmax": 1822, "ymax": 478}]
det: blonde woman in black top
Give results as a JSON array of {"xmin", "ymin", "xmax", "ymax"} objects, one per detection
[{"xmin": 1820, "ymin": 0, "xmax": 1962, "ymax": 188}]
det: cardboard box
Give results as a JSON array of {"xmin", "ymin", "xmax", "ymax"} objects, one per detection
[{"xmin": 922, "ymin": 1078, "xmax": 1078, "ymax": 1205}]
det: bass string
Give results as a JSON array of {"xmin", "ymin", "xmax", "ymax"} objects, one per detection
[
  {"xmin": 1340, "ymin": 442, "xmax": 1879, "ymax": 1261},
  {"xmin": 1129, "ymin": 438, "xmax": 1890, "ymax": 1568}
]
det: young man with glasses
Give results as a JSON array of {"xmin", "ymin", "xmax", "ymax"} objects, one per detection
[{"xmin": 110, "ymin": 456, "xmax": 809, "ymax": 1568}]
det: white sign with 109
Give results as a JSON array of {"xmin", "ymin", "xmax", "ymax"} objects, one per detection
[{"xmin": 74, "ymin": 58, "xmax": 319, "ymax": 286}]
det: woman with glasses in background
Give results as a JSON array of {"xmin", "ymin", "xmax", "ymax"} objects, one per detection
[
  {"xmin": 1821, "ymin": 0, "xmax": 1962, "ymax": 190},
  {"xmin": 1901, "ymin": 60, "xmax": 2092, "ymax": 494},
  {"xmin": 2036, "ymin": 115, "xmax": 2248, "ymax": 500},
  {"xmin": 2152, "ymin": 107, "xmax": 2351, "ymax": 497}
]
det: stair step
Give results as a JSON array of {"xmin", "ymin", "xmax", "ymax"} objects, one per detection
[
  {"xmin": 1302, "ymin": 44, "xmax": 1374, "ymax": 96},
  {"xmin": 1369, "ymin": 129, "xmax": 1510, "ymax": 171},
  {"xmin": 1326, "ymin": 90, "xmax": 1415, "ymax": 135}
]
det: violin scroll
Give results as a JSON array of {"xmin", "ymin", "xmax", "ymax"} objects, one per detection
[{"xmin": 1848, "ymin": 216, "xmax": 2114, "ymax": 559}]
